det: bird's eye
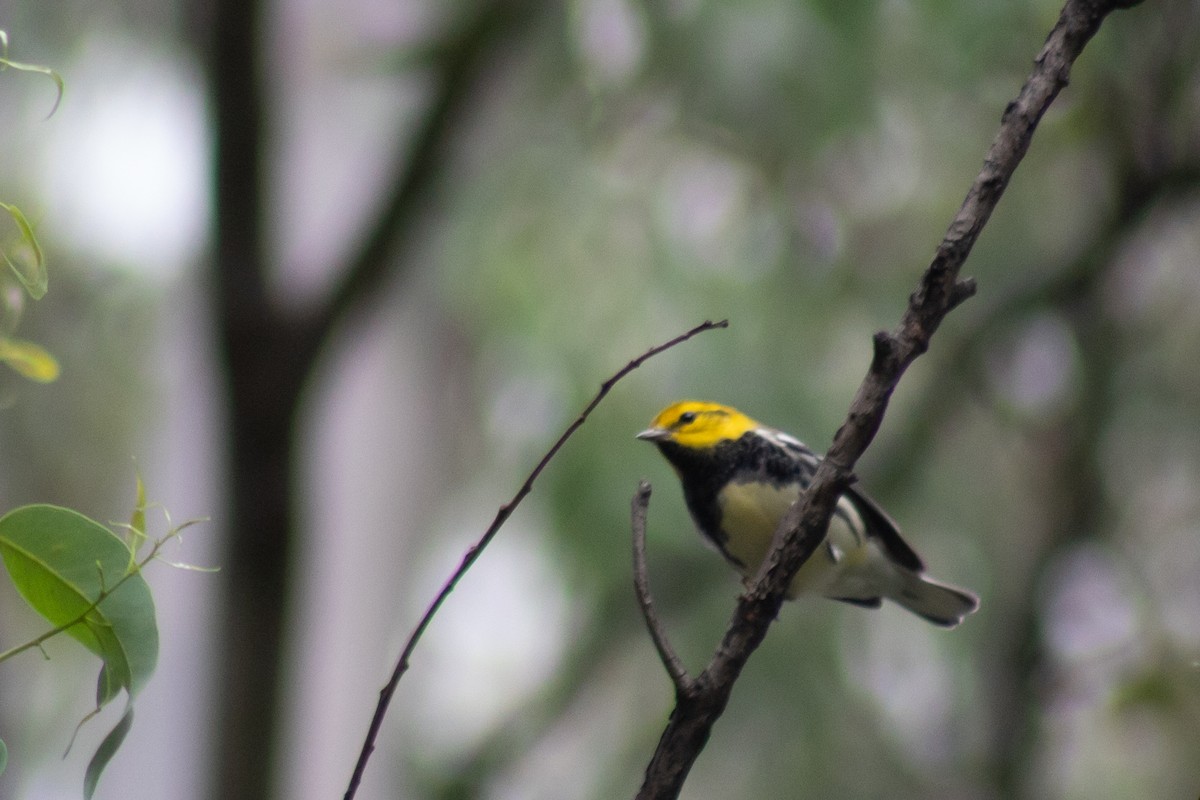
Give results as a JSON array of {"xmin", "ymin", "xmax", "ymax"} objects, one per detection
[{"xmin": 678, "ymin": 411, "xmax": 697, "ymax": 425}]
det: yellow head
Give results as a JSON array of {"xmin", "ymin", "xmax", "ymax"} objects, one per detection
[{"xmin": 636, "ymin": 401, "xmax": 761, "ymax": 450}]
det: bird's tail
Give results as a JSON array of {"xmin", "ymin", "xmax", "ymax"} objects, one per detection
[{"xmin": 889, "ymin": 571, "xmax": 979, "ymax": 627}]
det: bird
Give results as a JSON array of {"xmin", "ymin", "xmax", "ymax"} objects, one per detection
[{"xmin": 637, "ymin": 400, "xmax": 978, "ymax": 627}]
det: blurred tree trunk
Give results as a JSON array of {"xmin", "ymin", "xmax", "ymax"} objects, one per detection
[
  {"xmin": 202, "ymin": 0, "xmax": 536, "ymax": 796},
  {"xmin": 207, "ymin": 0, "xmax": 309, "ymax": 798}
]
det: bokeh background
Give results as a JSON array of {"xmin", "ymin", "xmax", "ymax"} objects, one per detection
[{"xmin": 2, "ymin": 0, "xmax": 1200, "ymax": 798}]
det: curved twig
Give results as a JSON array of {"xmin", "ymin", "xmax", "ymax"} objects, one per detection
[
  {"xmin": 630, "ymin": 481, "xmax": 692, "ymax": 695},
  {"xmin": 343, "ymin": 318, "xmax": 727, "ymax": 800}
]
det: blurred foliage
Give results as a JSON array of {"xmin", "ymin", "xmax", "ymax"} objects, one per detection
[
  {"xmin": 0, "ymin": 24, "xmax": 162, "ymax": 799},
  {"xmin": 0, "ymin": 32, "xmax": 61, "ymax": 385}
]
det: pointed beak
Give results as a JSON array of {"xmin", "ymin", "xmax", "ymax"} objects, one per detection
[{"xmin": 636, "ymin": 427, "xmax": 670, "ymax": 442}]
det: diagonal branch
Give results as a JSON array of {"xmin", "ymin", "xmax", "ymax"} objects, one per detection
[
  {"xmin": 343, "ymin": 319, "xmax": 727, "ymax": 800},
  {"xmin": 633, "ymin": 1, "xmax": 1145, "ymax": 798}
]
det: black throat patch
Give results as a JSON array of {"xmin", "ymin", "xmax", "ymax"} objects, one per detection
[{"xmin": 654, "ymin": 433, "xmax": 817, "ymax": 564}]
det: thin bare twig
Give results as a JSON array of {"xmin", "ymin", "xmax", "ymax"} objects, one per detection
[
  {"xmin": 630, "ymin": 481, "xmax": 691, "ymax": 695},
  {"xmin": 344, "ymin": 319, "xmax": 728, "ymax": 800},
  {"xmin": 634, "ymin": 2, "xmax": 1144, "ymax": 798}
]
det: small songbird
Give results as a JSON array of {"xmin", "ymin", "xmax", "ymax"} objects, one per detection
[{"xmin": 638, "ymin": 401, "xmax": 978, "ymax": 627}]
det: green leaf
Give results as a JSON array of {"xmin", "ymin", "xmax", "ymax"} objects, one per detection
[
  {"xmin": 0, "ymin": 504, "xmax": 158, "ymax": 797},
  {"xmin": 0, "ymin": 737, "xmax": 7, "ymax": 777},
  {"xmin": 96, "ymin": 661, "xmax": 122, "ymax": 708},
  {"xmin": 0, "ymin": 505, "xmax": 158, "ymax": 693},
  {"xmin": 83, "ymin": 706, "xmax": 133, "ymax": 800},
  {"xmin": 0, "ymin": 335, "xmax": 60, "ymax": 382},
  {"xmin": 0, "ymin": 202, "xmax": 48, "ymax": 299}
]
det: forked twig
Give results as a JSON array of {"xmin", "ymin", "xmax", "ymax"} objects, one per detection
[{"xmin": 343, "ymin": 319, "xmax": 728, "ymax": 800}]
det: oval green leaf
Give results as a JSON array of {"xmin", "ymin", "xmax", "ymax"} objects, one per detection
[{"xmin": 0, "ymin": 504, "xmax": 158, "ymax": 697}]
